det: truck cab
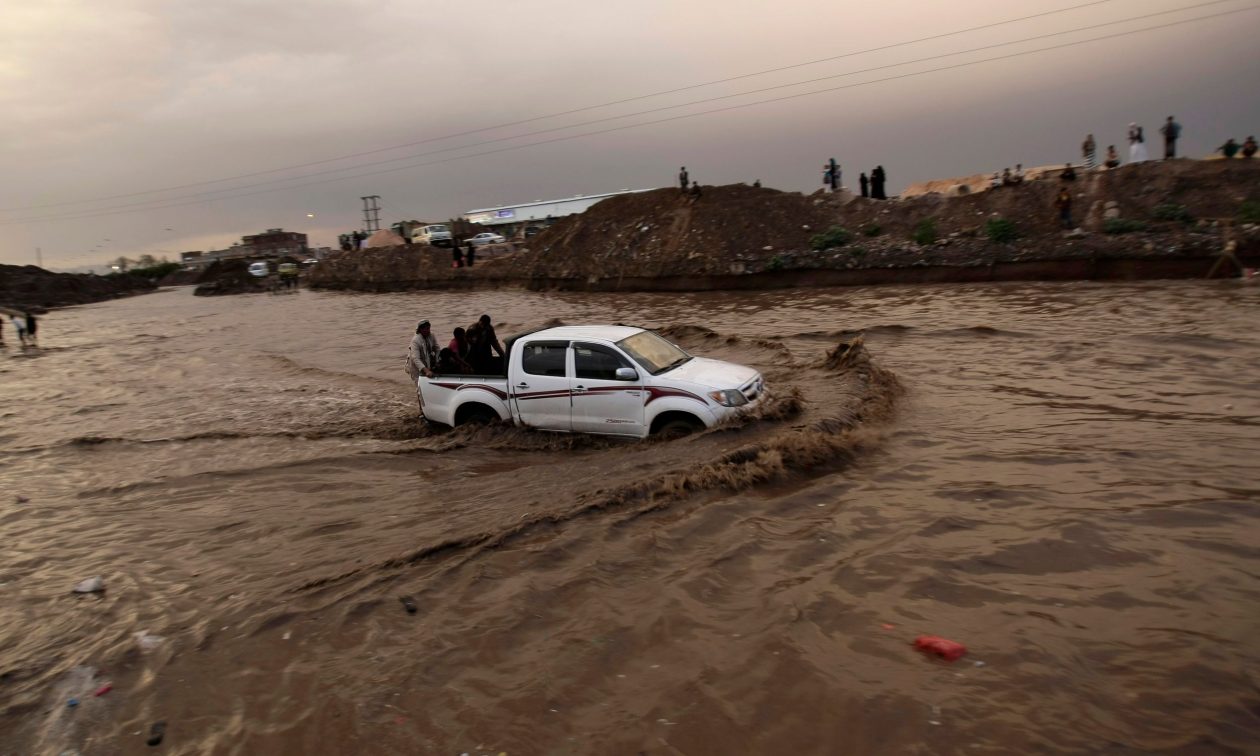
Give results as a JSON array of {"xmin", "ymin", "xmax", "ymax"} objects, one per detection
[
  {"xmin": 417, "ymin": 325, "xmax": 765, "ymax": 438},
  {"xmin": 411, "ymin": 224, "xmax": 452, "ymax": 247}
]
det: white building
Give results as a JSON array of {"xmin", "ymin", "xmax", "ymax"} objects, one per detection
[{"xmin": 463, "ymin": 189, "xmax": 652, "ymax": 237}]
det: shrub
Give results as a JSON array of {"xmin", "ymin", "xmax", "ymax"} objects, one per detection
[
  {"xmin": 766, "ymin": 254, "xmax": 785, "ymax": 271},
  {"xmin": 911, "ymin": 218, "xmax": 937, "ymax": 246},
  {"xmin": 1152, "ymin": 203, "xmax": 1194, "ymax": 224},
  {"xmin": 862, "ymin": 224, "xmax": 882, "ymax": 237},
  {"xmin": 810, "ymin": 226, "xmax": 851, "ymax": 250},
  {"xmin": 1240, "ymin": 201, "xmax": 1260, "ymax": 224},
  {"xmin": 1103, "ymin": 218, "xmax": 1148, "ymax": 234},
  {"xmin": 985, "ymin": 218, "xmax": 1019, "ymax": 243},
  {"xmin": 127, "ymin": 262, "xmax": 182, "ymax": 280}
]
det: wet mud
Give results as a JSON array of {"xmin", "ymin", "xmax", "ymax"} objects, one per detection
[{"xmin": 1, "ymin": 282, "xmax": 1258, "ymax": 754}]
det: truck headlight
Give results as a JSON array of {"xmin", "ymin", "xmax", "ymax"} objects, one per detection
[{"xmin": 708, "ymin": 389, "xmax": 748, "ymax": 407}]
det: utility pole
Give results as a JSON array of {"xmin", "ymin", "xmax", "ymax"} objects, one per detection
[{"xmin": 360, "ymin": 195, "xmax": 382, "ymax": 233}]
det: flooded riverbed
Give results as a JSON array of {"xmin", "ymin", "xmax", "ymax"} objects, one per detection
[{"xmin": 2, "ymin": 281, "xmax": 1258, "ymax": 755}]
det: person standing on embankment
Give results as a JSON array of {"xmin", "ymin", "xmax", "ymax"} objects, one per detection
[{"xmin": 1160, "ymin": 116, "xmax": 1182, "ymax": 159}]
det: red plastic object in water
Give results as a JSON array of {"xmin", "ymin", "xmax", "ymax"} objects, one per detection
[
  {"xmin": 93, "ymin": 683, "xmax": 113, "ymax": 697},
  {"xmin": 914, "ymin": 635, "xmax": 967, "ymax": 661}
]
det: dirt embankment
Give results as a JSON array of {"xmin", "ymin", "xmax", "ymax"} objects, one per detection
[
  {"xmin": 309, "ymin": 160, "xmax": 1260, "ymax": 293},
  {"xmin": 0, "ymin": 264, "xmax": 158, "ymax": 311}
]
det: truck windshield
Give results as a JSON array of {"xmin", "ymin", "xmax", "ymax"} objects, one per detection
[
  {"xmin": 616, "ymin": 331, "xmax": 692, "ymax": 375},
  {"xmin": 428, "ymin": 225, "xmax": 448, "ymax": 233}
]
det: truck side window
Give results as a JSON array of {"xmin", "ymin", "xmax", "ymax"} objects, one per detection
[
  {"xmin": 521, "ymin": 342, "xmax": 568, "ymax": 377},
  {"xmin": 574, "ymin": 344, "xmax": 629, "ymax": 381}
]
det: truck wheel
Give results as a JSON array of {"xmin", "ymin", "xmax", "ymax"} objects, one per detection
[
  {"xmin": 655, "ymin": 417, "xmax": 701, "ymax": 439},
  {"xmin": 459, "ymin": 404, "xmax": 500, "ymax": 427}
]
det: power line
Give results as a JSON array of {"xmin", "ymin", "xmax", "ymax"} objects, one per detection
[
  {"xmin": 4, "ymin": 4, "xmax": 1253, "ymax": 228},
  {"xmin": 0, "ymin": 0, "xmax": 1134, "ymax": 213},
  {"xmin": 3, "ymin": 1, "xmax": 1240, "ymax": 224}
]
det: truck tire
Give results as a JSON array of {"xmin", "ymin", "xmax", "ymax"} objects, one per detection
[
  {"xmin": 457, "ymin": 403, "xmax": 500, "ymax": 427},
  {"xmin": 654, "ymin": 416, "xmax": 702, "ymax": 439}
]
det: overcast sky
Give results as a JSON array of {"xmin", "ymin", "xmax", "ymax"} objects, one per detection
[{"xmin": 2, "ymin": 0, "xmax": 1257, "ymax": 270}]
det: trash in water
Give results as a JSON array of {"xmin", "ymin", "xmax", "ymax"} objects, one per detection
[
  {"xmin": 15, "ymin": 495, "xmax": 29, "ymax": 504},
  {"xmin": 133, "ymin": 631, "xmax": 165, "ymax": 653},
  {"xmin": 399, "ymin": 596, "xmax": 417, "ymax": 614},
  {"xmin": 93, "ymin": 683, "xmax": 112, "ymax": 697},
  {"xmin": 881, "ymin": 623, "xmax": 896, "ymax": 631},
  {"xmin": 146, "ymin": 721, "xmax": 166, "ymax": 746},
  {"xmin": 913, "ymin": 635, "xmax": 967, "ymax": 661},
  {"xmin": 72, "ymin": 576, "xmax": 105, "ymax": 594},
  {"xmin": 67, "ymin": 698, "xmax": 79, "ymax": 708}
]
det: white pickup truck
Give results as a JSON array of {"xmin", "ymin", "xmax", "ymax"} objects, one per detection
[{"xmin": 417, "ymin": 325, "xmax": 766, "ymax": 438}]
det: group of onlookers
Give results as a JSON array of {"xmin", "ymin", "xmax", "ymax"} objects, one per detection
[{"xmin": 407, "ymin": 314, "xmax": 506, "ymax": 382}]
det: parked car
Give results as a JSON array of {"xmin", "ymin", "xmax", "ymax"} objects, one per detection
[
  {"xmin": 467, "ymin": 232, "xmax": 507, "ymax": 246},
  {"xmin": 416, "ymin": 325, "xmax": 765, "ymax": 439},
  {"xmin": 523, "ymin": 226, "xmax": 543, "ymax": 238}
]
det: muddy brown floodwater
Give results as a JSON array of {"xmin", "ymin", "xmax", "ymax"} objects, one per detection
[{"xmin": 1, "ymin": 281, "xmax": 1258, "ymax": 755}]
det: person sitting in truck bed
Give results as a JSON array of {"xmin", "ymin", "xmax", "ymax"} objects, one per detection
[
  {"xmin": 436, "ymin": 348, "xmax": 467, "ymax": 375},
  {"xmin": 449, "ymin": 327, "xmax": 472, "ymax": 363}
]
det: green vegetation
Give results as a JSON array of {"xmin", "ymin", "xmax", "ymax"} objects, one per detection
[
  {"xmin": 985, "ymin": 218, "xmax": 1019, "ymax": 243},
  {"xmin": 810, "ymin": 226, "xmax": 851, "ymax": 250},
  {"xmin": 1152, "ymin": 203, "xmax": 1194, "ymax": 224},
  {"xmin": 1103, "ymin": 218, "xmax": 1149, "ymax": 234},
  {"xmin": 1240, "ymin": 201, "xmax": 1260, "ymax": 224},
  {"xmin": 126, "ymin": 261, "xmax": 182, "ymax": 280},
  {"xmin": 766, "ymin": 254, "xmax": 785, "ymax": 271},
  {"xmin": 911, "ymin": 218, "xmax": 937, "ymax": 246},
  {"xmin": 861, "ymin": 224, "xmax": 882, "ymax": 237}
]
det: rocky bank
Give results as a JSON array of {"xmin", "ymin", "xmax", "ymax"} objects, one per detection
[
  {"xmin": 308, "ymin": 160, "xmax": 1260, "ymax": 293},
  {"xmin": 0, "ymin": 264, "xmax": 158, "ymax": 311}
]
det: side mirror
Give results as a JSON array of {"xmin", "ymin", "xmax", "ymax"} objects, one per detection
[{"xmin": 614, "ymin": 367, "xmax": 638, "ymax": 381}]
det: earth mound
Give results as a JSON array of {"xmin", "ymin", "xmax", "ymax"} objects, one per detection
[
  {"xmin": 502, "ymin": 185, "xmax": 835, "ymax": 280},
  {"xmin": 0, "ymin": 264, "xmax": 157, "ymax": 311}
]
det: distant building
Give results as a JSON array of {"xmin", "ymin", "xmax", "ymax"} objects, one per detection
[
  {"xmin": 463, "ymin": 189, "xmax": 650, "ymax": 238},
  {"xmin": 241, "ymin": 228, "xmax": 307, "ymax": 257},
  {"xmin": 180, "ymin": 228, "xmax": 309, "ymax": 269}
]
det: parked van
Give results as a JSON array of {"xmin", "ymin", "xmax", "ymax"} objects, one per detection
[{"xmin": 411, "ymin": 224, "xmax": 452, "ymax": 247}]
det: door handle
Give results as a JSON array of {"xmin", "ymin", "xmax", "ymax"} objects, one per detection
[
  {"xmin": 572, "ymin": 385, "xmax": 587, "ymax": 393},
  {"xmin": 517, "ymin": 382, "xmax": 529, "ymax": 388}
]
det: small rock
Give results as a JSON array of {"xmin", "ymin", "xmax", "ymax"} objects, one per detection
[
  {"xmin": 73, "ymin": 577, "xmax": 105, "ymax": 594},
  {"xmin": 762, "ymin": 246, "xmax": 774, "ymax": 251},
  {"xmin": 146, "ymin": 721, "xmax": 166, "ymax": 747}
]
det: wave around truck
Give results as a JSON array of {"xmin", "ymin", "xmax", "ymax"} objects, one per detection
[{"xmin": 417, "ymin": 325, "xmax": 766, "ymax": 439}]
